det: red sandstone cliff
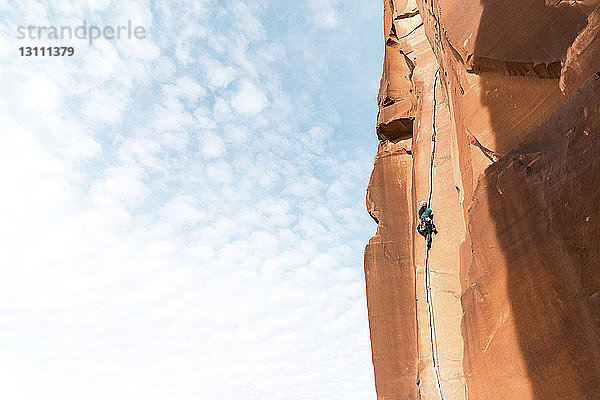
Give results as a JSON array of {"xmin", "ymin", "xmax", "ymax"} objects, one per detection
[{"xmin": 364, "ymin": 1, "xmax": 600, "ymax": 399}]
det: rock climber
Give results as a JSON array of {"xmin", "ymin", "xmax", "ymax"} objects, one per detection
[{"xmin": 417, "ymin": 200, "xmax": 438, "ymax": 238}]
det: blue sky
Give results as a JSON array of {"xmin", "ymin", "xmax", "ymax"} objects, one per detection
[{"xmin": 0, "ymin": 1, "xmax": 382, "ymax": 398}]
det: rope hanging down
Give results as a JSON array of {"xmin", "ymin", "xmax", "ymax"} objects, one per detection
[{"xmin": 424, "ymin": 69, "xmax": 445, "ymax": 400}]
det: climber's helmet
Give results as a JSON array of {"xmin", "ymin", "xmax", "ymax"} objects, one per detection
[{"xmin": 420, "ymin": 200, "xmax": 427, "ymax": 208}]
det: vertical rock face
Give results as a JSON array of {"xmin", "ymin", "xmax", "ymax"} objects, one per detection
[{"xmin": 365, "ymin": 0, "xmax": 600, "ymax": 399}]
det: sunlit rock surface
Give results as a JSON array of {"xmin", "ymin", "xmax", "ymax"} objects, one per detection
[{"xmin": 364, "ymin": 0, "xmax": 600, "ymax": 398}]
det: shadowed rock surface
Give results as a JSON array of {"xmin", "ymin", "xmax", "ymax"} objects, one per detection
[{"xmin": 364, "ymin": 0, "xmax": 600, "ymax": 398}]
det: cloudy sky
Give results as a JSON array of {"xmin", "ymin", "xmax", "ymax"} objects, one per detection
[{"xmin": 0, "ymin": 1, "xmax": 382, "ymax": 398}]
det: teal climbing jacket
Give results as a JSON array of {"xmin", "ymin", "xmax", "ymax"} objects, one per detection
[{"xmin": 418, "ymin": 206, "xmax": 433, "ymax": 220}]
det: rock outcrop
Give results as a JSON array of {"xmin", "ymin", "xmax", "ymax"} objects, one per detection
[{"xmin": 364, "ymin": 1, "xmax": 600, "ymax": 399}]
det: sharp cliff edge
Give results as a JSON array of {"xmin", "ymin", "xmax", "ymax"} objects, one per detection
[{"xmin": 364, "ymin": 0, "xmax": 600, "ymax": 399}]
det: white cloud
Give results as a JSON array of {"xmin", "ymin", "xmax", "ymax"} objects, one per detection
[
  {"xmin": 194, "ymin": 106, "xmax": 219, "ymax": 129},
  {"xmin": 212, "ymin": 97, "xmax": 234, "ymax": 122},
  {"xmin": 0, "ymin": 33, "xmax": 8, "ymax": 55},
  {"xmin": 18, "ymin": 73, "xmax": 61, "ymax": 111},
  {"xmin": 118, "ymin": 137, "xmax": 165, "ymax": 169},
  {"xmin": 203, "ymin": 58, "xmax": 237, "ymax": 89},
  {"xmin": 45, "ymin": 118, "xmax": 101, "ymax": 162},
  {"xmin": 118, "ymin": 37, "xmax": 161, "ymax": 60},
  {"xmin": 200, "ymin": 131, "xmax": 226, "ymax": 159},
  {"xmin": 175, "ymin": 40, "xmax": 192, "ymax": 63},
  {"xmin": 226, "ymin": 124, "xmax": 251, "ymax": 143},
  {"xmin": 175, "ymin": 76, "xmax": 206, "ymax": 100},
  {"xmin": 160, "ymin": 195, "xmax": 206, "ymax": 227},
  {"xmin": 259, "ymin": 197, "xmax": 291, "ymax": 215},
  {"xmin": 300, "ymin": 125, "xmax": 333, "ymax": 154},
  {"xmin": 83, "ymin": 88, "xmax": 130, "ymax": 123},
  {"xmin": 231, "ymin": 79, "xmax": 268, "ymax": 116},
  {"xmin": 91, "ymin": 165, "xmax": 149, "ymax": 207},
  {"xmin": 162, "ymin": 76, "xmax": 207, "ymax": 108},
  {"xmin": 232, "ymin": 0, "xmax": 266, "ymax": 41},
  {"xmin": 206, "ymin": 160, "xmax": 234, "ymax": 183},
  {"xmin": 306, "ymin": 0, "xmax": 340, "ymax": 29},
  {"xmin": 0, "ymin": 128, "xmax": 71, "ymax": 246},
  {"xmin": 85, "ymin": 0, "xmax": 110, "ymax": 11}
]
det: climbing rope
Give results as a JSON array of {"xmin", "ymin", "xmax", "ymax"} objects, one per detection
[{"xmin": 424, "ymin": 69, "xmax": 445, "ymax": 400}]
